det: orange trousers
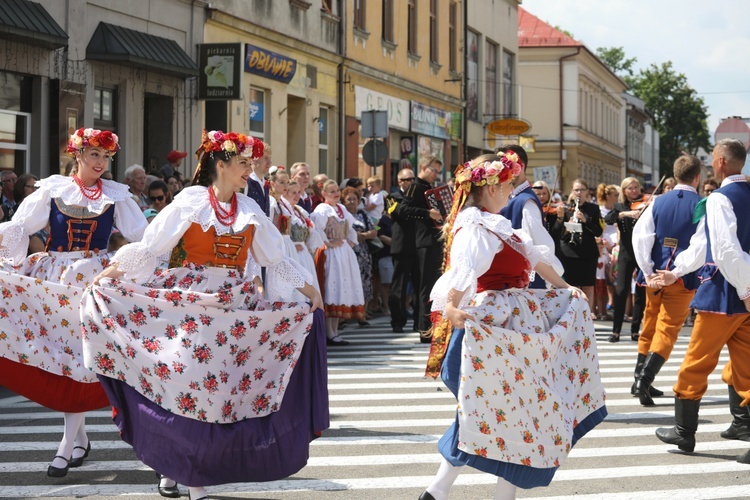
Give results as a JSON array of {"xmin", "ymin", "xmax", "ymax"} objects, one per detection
[
  {"xmin": 637, "ymin": 283, "xmax": 695, "ymax": 359},
  {"xmin": 674, "ymin": 311, "xmax": 750, "ymax": 403}
]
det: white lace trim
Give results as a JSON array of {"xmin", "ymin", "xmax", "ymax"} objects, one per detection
[
  {"xmin": 112, "ymin": 242, "xmax": 161, "ymax": 282},
  {"xmin": 0, "ymin": 222, "xmax": 27, "ymax": 264},
  {"xmin": 452, "ymin": 207, "xmax": 515, "ymax": 240},
  {"xmin": 430, "ymin": 265, "xmax": 479, "ymax": 313},
  {"xmin": 172, "ymin": 186, "xmax": 265, "ymax": 235},
  {"xmin": 265, "ymin": 257, "xmax": 312, "ymax": 302},
  {"xmin": 40, "ymin": 175, "xmax": 132, "ymax": 215}
]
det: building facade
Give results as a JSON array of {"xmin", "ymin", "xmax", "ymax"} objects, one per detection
[
  {"xmin": 0, "ymin": 0, "xmax": 203, "ymax": 180},
  {"xmin": 517, "ymin": 7, "xmax": 627, "ymax": 192},
  {"xmin": 343, "ymin": 0, "xmax": 463, "ymax": 189},
  {"xmin": 203, "ymin": 0, "xmax": 341, "ymax": 176},
  {"xmin": 465, "ymin": 0, "xmax": 521, "ymax": 159}
]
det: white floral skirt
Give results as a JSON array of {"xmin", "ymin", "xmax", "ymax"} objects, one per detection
[
  {"xmin": 455, "ymin": 288, "xmax": 606, "ymax": 469},
  {"xmin": 81, "ymin": 264, "xmax": 313, "ymax": 423}
]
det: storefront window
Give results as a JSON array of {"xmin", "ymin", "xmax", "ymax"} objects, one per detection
[
  {"xmin": 94, "ymin": 88, "xmax": 115, "ymax": 123},
  {"xmin": 318, "ymin": 107, "xmax": 329, "ymax": 176},
  {"xmin": 485, "ymin": 41, "xmax": 497, "ymax": 118},
  {"xmin": 0, "ymin": 110, "xmax": 30, "ymax": 173},
  {"xmin": 466, "ymin": 31, "xmax": 479, "ymax": 121},
  {"xmin": 502, "ymin": 50, "xmax": 515, "ymax": 117},
  {"xmin": 248, "ymin": 87, "xmax": 266, "ymax": 140}
]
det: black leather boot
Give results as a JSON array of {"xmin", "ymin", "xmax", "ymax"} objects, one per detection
[
  {"xmin": 720, "ymin": 385, "xmax": 750, "ymax": 441},
  {"xmin": 737, "ymin": 449, "xmax": 750, "ymax": 464},
  {"xmin": 655, "ymin": 398, "xmax": 701, "ymax": 452},
  {"xmin": 631, "ymin": 353, "xmax": 646, "ymax": 395},
  {"xmin": 634, "ymin": 352, "xmax": 667, "ymax": 406},
  {"xmin": 631, "ymin": 353, "xmax": 664, "ymax": 397}
]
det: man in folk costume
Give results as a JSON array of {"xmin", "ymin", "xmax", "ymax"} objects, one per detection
[
  {"xmin": 246, "ymin": 142, "xmax": 271, "ymax": 217},
  {"xmin": 630, "ymin": 155, "xmax": 702, "ymax": 406},
  {"xmin": 497, "ymin": 145, "xmax": 562, "ymax": 289},
  {"xmin": 655, "ymin": 139, "xmax": 750, "ymax": 460},
  {"xmin": 290, "ymin": 162, "xmax": 314, "ymax": 213}
]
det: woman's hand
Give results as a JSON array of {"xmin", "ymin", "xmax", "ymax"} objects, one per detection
[
  {"xmin": 325, "ymin": 240, "xmax": 343, "ymax": 249},
  {"xmin": 299, "ymin": 283, "xmax": 323, "ymax": 312},
  {"xmin": 253, "ymin": 276, "xmax": 265, "ymax": 296},
  {"xmin": 93, "ymin": 265, "xmax": 124, "ymax": 285},
  {"xmin": 295, "ymin": 243, "xmax": 305, "ymax": 252},
  {"xmin": 446, "ymin": 303, "xmax": 474, "ymax": 329}
]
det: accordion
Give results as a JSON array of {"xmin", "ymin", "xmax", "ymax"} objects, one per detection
[{"xmin": 425, "ymin": 184, "xmax": 454, "ymax": 228}]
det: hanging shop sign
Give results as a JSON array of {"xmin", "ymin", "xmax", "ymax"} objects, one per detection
[
  {"xmin": 244, "ymin": 44, "xmax": 297, "ymax": 84},
  {"xmin": 410, "ymin": 101, "xmax": 452, "ymax": 140},
  {"xmin": 486, "ymin": 118, "xmax": 531, "ymax": 136},
  {"xmin": 198, "ymin": 43, "xmax": 242, "ymax": 100}
]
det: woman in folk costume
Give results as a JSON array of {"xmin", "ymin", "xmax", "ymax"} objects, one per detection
[
  {"xmin": 311, "ymin": 180, "xmax": 365, "ymax": 346},
  {"xmin": 80, "ymin": 130, "xmax": 327, "ymax": 500},
  {"xmin": 420, "ymin": 153, "xmax": 607, "ymax": 500},
  {"xmin": 282, "ymin": 179, "xmax": 324, "ymax": 291},
  {"xmin": 0, "ymin": 128, "xmax": 147, "ymax": 477}
]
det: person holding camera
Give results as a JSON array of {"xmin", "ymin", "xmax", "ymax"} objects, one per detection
[{"xmin": 556, "ymin": 179, "xmax": 603, "ymax": 311}]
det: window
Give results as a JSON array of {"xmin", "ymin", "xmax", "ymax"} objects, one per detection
[
  {"xmin": 318, "ymin": 107, "xmax": 329, "ymax": 176},
  {"xmin": 93, "ymin": 88, "xmax": 115, "ymax": 124},
  {"xmin": 429, "ymin": 0, "xmax": 438, "ymax": 63},
  {"xmin": 501, "ymin": 50, "xmax": 515, "ymax": 117},
  {"xmin": 0, "ymin": 110, "xmax": 30, "ymax": 173},
  {"xmin": 485, "ymin": 41, "xmax": 497, "ymax": 117},
  {"xmin": 353, "ymin": 0, "xmax": 366, "ymax": 31},
  {"xmin": 449, "ymin": 2, "xmax": 457, "ymax": 72},
  {"xmin": 382, "ymin": 0, "xmax": 393, "ymax": 42},
  {"xmin": 322, "ymin": 0, "xmax": 333, "ymax": 13},
  {"xmin": 407, "ymin": 0, "xmax": 417, "ymax": 54},
  {"xmin": 248, "ymin": 87, "xmax": 267, "ymax": 140},
  {"xmin": 466, "ymin": 30, "xmax": 479, "ymax": 121}
]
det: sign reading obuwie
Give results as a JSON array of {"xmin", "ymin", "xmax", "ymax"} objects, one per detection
[{"xmin": 244, "ymin": 44, "xmax": 297, "ymax": 84}]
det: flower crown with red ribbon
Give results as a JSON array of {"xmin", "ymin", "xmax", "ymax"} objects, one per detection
[
  {"xmin": 454, "ymin": 150, "xmax": 523, "ymax": 191},
  {"xmin": 66, "ymin": 127, "xmax": 120, "ymax": 157},
  {"xmin": 195, "ymin": 130, "xmax": 264, "ymax": 160}
]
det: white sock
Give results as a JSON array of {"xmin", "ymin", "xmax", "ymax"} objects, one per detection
[
  {"xmin": 71, "ymin": 415, "xmax": 89, "ymax": 460},
  {"xmin": 425, "ymin": 458, "xmax": 463, "ymax": 499},
  {"xmin": 188, "ymin": 486, "xmax": 208, "ymax": 500},
  {"xmin": 51, "ymin": 412, "xmax": 85, "ymax": 468},
  {"xmin": 325, "ymin": 317, "xmax": 339, "ymax": 339},
  {"xmin": 159, "ymin": 475, "xmax": 177, "ymax": 488},
  {"xmin": 493, "ymin": 476, "xmax": 517, "ymax": 500}
]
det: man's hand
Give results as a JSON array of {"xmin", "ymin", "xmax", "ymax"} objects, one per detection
[
  {"xmin": 654, "ymin": 270, "xmax": 678, "ymax": 287},
  {"xmin": 743, "ymin": 296, "xmax": 750, "ymax": 313},
  {"xmin": 645, "ymin": 273, "xmax": 663, "ymax": 289},
  {"xmin": 429, "ymin": 208, "xmax": 442, "ymax": 221}
]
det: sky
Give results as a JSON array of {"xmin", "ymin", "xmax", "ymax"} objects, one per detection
[{"xmin": 520, "ymin": 0, "xmax": 750, "ymax": 141}]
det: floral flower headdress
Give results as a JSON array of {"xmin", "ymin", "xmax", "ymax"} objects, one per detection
[
  {"xmin": 192, "ymin": 129, "xmax": 264, "ymax": 185},
  {"xmin": 424, "ymin": 149, "xmax": 523, "ymax": 379},
  {"xmin": 196, "ymin": 130, "xmax": 263, "ymax": 159},
  {"xmin": 66, "ymin": 127, "xmax": 120, "ymax": 157}
]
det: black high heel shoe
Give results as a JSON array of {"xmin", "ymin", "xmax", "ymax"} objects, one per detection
[
  {"xmin": 69, "ymin": 441, "xmax": 91, "ymax": 468},
  {"xmin": 607, "ymin": 332, "xmax": 620, "ymax": 343},
  {"xmin": 418, "ymin": 492, "xmax": 436, "ymax": 500},
  {"xmin": 156, "ymin": 473, "xmax": 181, "ymax": 498},
  {"xmin": 47, "ymin": 456, "xmax": 70, "ymax": 478}
]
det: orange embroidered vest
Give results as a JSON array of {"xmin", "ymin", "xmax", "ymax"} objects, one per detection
[{"xmin": 169, "ymin": 222, "xmax": 255, "ymax": 272}]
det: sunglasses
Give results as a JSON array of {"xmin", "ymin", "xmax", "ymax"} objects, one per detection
[
  {"xmin": 149, "ymin": 195, "xmax": 165, "ymax": 202},
  {"xmin": 399, "ymin": 177, "xmax": 415, "ymax": 182},
  {"xmin": 531, "ymin": 185, "xmax": 544, "ymax": 190}
]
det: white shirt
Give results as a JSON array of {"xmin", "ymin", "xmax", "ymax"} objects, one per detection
[
  {"xmin": 512, "ymin": 180, "xmax": 564, "ymax": 276},
  {"xmin": 632, "ymin": 184, "xmax": 697, "ymax": 277},
  {"xmin": 671, "ymin": 175, "xmax": 750, "ymax": 300}
]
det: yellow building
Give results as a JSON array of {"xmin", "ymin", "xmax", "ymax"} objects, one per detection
[
  {"xmin": 343, "ymin": 0, "xmax": 463, "ymax": 188},
  {"xmin": 203, "ymin": 1, "xmax": 342, "ymax": 175}
]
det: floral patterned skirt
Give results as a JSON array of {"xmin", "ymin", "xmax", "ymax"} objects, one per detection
[
  {"xmin": 81, "ymin": 264, "xmax": 314, "ymax": 424},
  {"xmin": 438, "ymin": 288, "xmax": 607, "ymax": 488},
  {"xmin": 0, "ymin": 252, "xmax": 110, "ymax": 411}
]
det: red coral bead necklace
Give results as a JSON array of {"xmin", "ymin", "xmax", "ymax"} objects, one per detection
[
  {"xmin": 208, "ymin": 187, "xmax": 238, "ymax": 226},
  {"xmin": 73, "ymin": 175, "xmax": 103, "ymax": 201}
]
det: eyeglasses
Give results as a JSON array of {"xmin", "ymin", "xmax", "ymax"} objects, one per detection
[
  {"xmin": 3, "ymin": 178, "xmax": 16, "ymax": 184},
  {"xmin": 399, "ymin": 177, "xmax": 415, "ymax": 182},
  {"xmin": 24, "ymin": 184, "xmax": 37, "ymax": 190},
  {"xmin": 149, "ymin": 195, "xmax": 165, "ymax": 202},
  {"xmin": 426, "ymin": 166, "xmax": 440, "ymax": 174}
]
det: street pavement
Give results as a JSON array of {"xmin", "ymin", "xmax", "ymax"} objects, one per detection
[{"xmin": 1, "ymin": 315, "xmax": 749, "ymax": 499}]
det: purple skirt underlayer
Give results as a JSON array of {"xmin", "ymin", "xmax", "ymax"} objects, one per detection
[{"xmin": 98, "ymin": 308, "xmax": 328, "ymax": 486}]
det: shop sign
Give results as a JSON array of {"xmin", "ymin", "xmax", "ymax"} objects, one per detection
[
  {"xmin": 355, "ymin": 86, "xmax": 409, "ymax": 131},
  {"xmin": 486, "ymin": 118, "xmax": 531, "ymax": 136},
  {"xmin": 198, "ymin": 43, "xmax": 242, "ymax": 100},
  {"xmin": 244, "ymin": 44, "xmax": 297, "ymax": 84},
  {"xmin": 410, "ymin": 101, "xmax": 452, "ymax": 140}
]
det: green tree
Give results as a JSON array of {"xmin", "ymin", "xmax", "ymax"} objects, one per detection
[
  {"xmin": 595, "ymin": 47, "xmax": 637, "ymax": 86},
  {"xmin": 597, "ymin": 48, "xmax": 710, "ymax": 178},
  {"xmin": 630, "ymin": 62, "xmax": 710, "ymax": 178}
]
